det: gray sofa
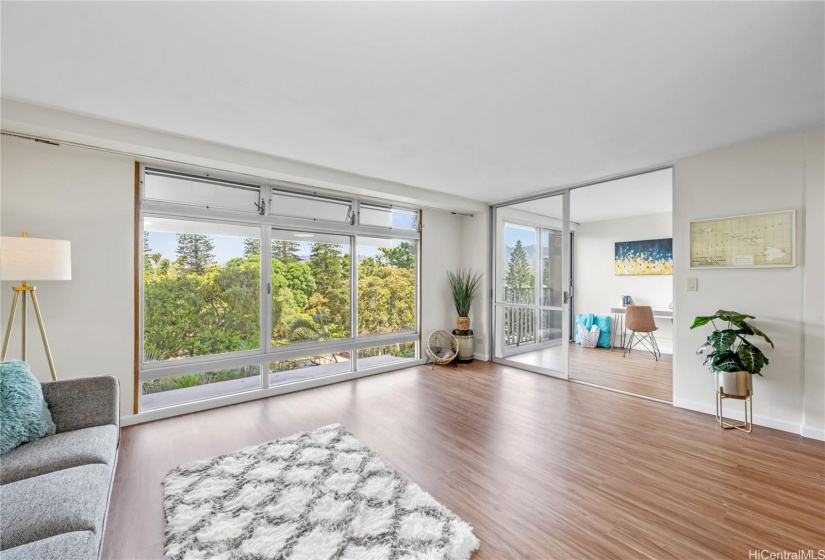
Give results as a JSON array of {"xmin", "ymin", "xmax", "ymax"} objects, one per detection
[{"xmin": 0, "ymin": 376, "xmax": 120, "ymax": 560}]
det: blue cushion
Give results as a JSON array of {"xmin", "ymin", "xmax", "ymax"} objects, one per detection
[
  {"xmin": 1, "ymin": 361, "xmax": 56, "ymax": 454},
  {"xmin": 593, "ymin": 315, "xmax": 612, "ymax": 348}
]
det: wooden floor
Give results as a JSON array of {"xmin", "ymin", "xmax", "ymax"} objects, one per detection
[
  {"xmin": 103, "ymin": 361, "xmax": 825, "ymax": 559},
  {"xmin": 569, "ymin": 345, "xmax": 673, "ymax": 401}
]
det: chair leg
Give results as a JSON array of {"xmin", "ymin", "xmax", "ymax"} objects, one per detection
[
  {"xmin": 624, "ymin": 331, "xmax": 659, "ymax": 360},
  {"xmin": 650, "ymin": 332, "xmax": 661, "ymax": 359},
  {"xmin": 623, "ymin": 332, "xmax": 634, "ymax": 357}
]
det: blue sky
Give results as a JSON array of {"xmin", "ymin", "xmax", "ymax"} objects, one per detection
[{"xmin": 504, "ymin": 224, "xmax": 536, "ymax": 249}]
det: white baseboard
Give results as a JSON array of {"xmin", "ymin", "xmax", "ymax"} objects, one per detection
[
  {"xmin": 673, "ymin": 397, "xmax": 809, "ymax": 437},
  {"xmin": 473, "ymin": 353, "xmax": 490, "ymax": 361},
  {"xmin": 801, "ymin": 424, "xmax": 825, "ymax": 441}
]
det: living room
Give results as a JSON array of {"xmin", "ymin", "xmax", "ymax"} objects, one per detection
[{"xmin": 1, "ymin": 2, "xmax": 823, "ymax": 560}]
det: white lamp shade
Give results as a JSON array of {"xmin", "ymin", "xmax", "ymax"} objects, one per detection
[{"xmin": 0, "ymin": 237, "xmax": 72, "ymax": 281}]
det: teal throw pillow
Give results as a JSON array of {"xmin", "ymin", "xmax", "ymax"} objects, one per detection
[{"xmin": 1, "ymin": 360, "xmax": 56, "ymax": 454}]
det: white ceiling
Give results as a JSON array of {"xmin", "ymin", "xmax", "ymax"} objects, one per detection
[
  {"xmin": 2, "ymin": 2, "xmax": 823, "ymax": 204},
  {"xmin": 511, "ymin": 168, "xmax": 672, "ymax": 223}
]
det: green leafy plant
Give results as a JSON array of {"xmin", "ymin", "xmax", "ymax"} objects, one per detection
[
  {"xmin": 290, "ymin": 312, "xmax": 334, "ymax": 343},
  {"xmin": 176, "ymin": 374, "xmax": 205, "ymax": 388},
  {"xmin": 691, "ymin": 310, "xmax": 774, "ymax": 375},
  {"xmin": 447, "ymin": 269, "xmax": 483, "ymax": 317}
]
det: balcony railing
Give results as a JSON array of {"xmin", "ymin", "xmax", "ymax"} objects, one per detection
[{"xmin": 502, "ymin": 287, "xmax": 563, "ymax": 348}]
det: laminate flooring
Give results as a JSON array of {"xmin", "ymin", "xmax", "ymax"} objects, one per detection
[{"xmin": 103, "ymin": 360, "xmax": 824, "ymax": 559}]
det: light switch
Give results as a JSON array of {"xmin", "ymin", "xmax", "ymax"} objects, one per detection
[{"xmin": 687, "ymin": 278, "xmax": 698, "ymax": 291}]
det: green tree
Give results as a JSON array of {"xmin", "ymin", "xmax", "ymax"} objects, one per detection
[
  {"xmin": 506, "ymin": 240, "xmax": 534, "ymax": 289},
  {"xmin": 243, "ymin": 238, "xmax": 261, "ymax": 257},
  {"xmin": 359, "ymin": 256, "xmax": 379, "ymax": 277},
  {"xmin": 176, "ymin": 234, "xmax": 215, "ymax": 274},
  {"xmin": 290, "ymin": 312, "xmax": 334, "ymax": 343},
  {"xmin": 272, "ymin": 287, "xmax": 299, "ymax": 344},
  {"xmin": 377, "ymin": 242, "xmax": 415, "ymax": 269},
  {"xmin": 358, "ymin": 267, "xmax": 415, "ymax": 335},
  {"xmin": 308, "ymin": 243, "xmax": 350, "ymax": 332},
  {"xmin": 215, "ymin": 256, "xmax": 261, "ymax": 348},
  {"xmin": 283, "ymin": 261, "xmax": 316, "ymax": 308},
  {"xmin": 272, "ymin": 240, "xmax": 301, "ymax": 263},
  {"xmin": 144, "ymin": 248, "xmax": 260, "ymax": 360},
  {"xmin": 309, "ymin": 243, "xmax": 345, "ymax": 291}
]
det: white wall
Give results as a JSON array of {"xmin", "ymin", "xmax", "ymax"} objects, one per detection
[
  {"xmin": 673, "ymin": 128, "xmax": 824, "ymax": 439},
  {"xmin": 461, "ymin": 210, "xmax": 490, "ymax": 360},
  {"xmin": 573, "ymin": 212, "xmax": 674, "ymax": 353},
  {"xmin": 0, "ymin": 136, "xmax": 468, "ymax": 424},
  {"xmin": 421, "ymin": 209, "xmax": 465, "ymax": 337},
  {"xmin": 802, "ymin": 129, "xmax": 825, "ymax": 440},
  {"xmin": 1, "ymin": 137, "xmax": 135, "ymax": 416}
]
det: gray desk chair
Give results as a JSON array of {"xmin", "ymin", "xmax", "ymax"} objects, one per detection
[{"xmin": 623, "ymin": 305, "xmax": 661, "ymax": 360}]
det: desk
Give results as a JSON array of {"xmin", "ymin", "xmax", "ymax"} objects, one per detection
[{"xmin": 610, "ymin": 307, "xmax": 673, "ymax": 351}]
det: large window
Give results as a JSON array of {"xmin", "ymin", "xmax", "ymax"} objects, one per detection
[
  {"xmin": 270, "ymin": 231, "xmax": 351, "ymax": 346},
  {"xmin": 139, "ymin": 167, "xmax": 420, "ymax": 413},
  {"xmin": 143, "ymin": 218, "xmax": 261, "ymax": 362},
  {"xmin": 357, "ymin": 238, "xmax": 416, "ymax": 336}
]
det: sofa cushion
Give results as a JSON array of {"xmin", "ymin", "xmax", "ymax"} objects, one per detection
[
  {"xmin": 0, "ymin": 425, "xmax": 118, "ymax": 485},
  {"xmin": 0, "ymin": 531, "xmax": 98, "ymax": 560},
  {"xmin": 0, "ymin": 464, "xmax": 111, "ymax": 550},
  {"xmin": 0, "ymin": 360, "xmax": 56, "ymax": 454}
]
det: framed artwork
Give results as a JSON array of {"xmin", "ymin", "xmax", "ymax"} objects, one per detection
[
  {"xmin": 689, "ymin": 210, "xmax": 795, "ymax": 269},
  {"xmin": 614, "ymin": 238, "xmax": 673, "ymax": 276}
]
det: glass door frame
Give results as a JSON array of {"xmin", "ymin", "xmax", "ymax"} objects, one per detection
[{"xmin": 490, "ymin": 191, "xmax": 571, "ymax": 379}]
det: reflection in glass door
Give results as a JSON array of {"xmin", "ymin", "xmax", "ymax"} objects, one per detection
[
  {"xmin": 502, "ymin": 223, "xmax": 537, "ymax": 351},
  {"xmin": 492, "ymin": 192, "xmax": 570, "ymax": 378}
]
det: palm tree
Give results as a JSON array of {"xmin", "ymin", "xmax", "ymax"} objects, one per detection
[{"xmin": 289, "ymin": 312, "xmax": 338, "ymax": 363}]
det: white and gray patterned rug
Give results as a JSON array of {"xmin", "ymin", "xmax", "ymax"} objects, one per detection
[{"xmin": 163, "ymin": 424, "xmax": 480, "ymax": 560}]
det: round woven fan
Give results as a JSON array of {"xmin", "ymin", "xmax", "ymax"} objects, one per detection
[{"xmin": 426, "ymin": 330, "xmax": 459, "ymax": 366}]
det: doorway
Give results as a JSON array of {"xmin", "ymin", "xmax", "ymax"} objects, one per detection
[
  {"xmin": 492, "ymin": 192, "xmax": 570, "ymax": 378},
  {"xmin": 491, "ymin": 168, "xmax": 673, "ymax": 402}
]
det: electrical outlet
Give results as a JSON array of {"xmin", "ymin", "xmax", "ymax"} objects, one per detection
[{"xmin": 687, "ymin": 278, "xmax": 699, "ymax": 291}]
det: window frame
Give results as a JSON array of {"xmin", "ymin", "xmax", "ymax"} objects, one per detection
[{"xmin": 137, "ymin": 165, "xmax": 421, "ymax": 413}]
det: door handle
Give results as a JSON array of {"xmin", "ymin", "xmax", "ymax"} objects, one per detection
[{"xmin": 563, "ymin": 291, "xmax": 569, "ymax": 304}]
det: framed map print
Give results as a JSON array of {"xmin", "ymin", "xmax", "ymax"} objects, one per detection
[{"xmin": 690, "ymin": 210, "xmax": 795, "ymax": 268}]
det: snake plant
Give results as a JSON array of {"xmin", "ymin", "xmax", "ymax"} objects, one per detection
[{"xmin": 447, "ymin": 269, "xmax": 483, "ymax": 317}]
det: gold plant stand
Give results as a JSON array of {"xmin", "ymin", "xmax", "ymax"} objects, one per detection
[{"xmin": 715, "ymin": 386, "xmax": 752, "ymax": 433}]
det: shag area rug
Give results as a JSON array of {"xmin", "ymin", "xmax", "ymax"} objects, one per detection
[{"xmin": 163, "ymin": 424, "xmax": 479, "ymax": 560}]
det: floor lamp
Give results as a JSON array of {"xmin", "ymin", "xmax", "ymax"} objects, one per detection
[{"xmin": 1, "ymin": 232, "xmax": 72, "ymax": 381}]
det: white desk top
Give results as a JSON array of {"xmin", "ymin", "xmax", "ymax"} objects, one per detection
[{"xmin": 610, "ymin": 307, "xmax": 673, "ymax": 318}]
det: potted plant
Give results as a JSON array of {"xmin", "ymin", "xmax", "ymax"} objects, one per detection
[
  {"xmin": 691, "ymin": 309, "xmax": 774, "ymax": 397},
  {"xmin": 447, "ymin": 269, "xmax": 483, "ymax": 331},
  {"xmin": 447, "ymin": 269, "xmax": 482, "ymax": 363}
]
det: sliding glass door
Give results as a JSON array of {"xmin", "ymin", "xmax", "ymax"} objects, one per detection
[{"xmin": 492, "ymin": 192, "xmax": 571, "ymax": 378}]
